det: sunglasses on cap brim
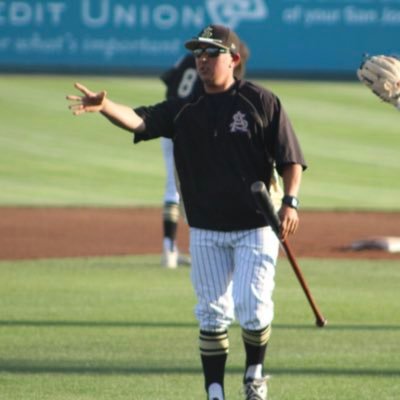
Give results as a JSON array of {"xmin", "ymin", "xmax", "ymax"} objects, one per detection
[{"xmin": 192, "ymin": 47, "xmax": 229, "ymax": 58}]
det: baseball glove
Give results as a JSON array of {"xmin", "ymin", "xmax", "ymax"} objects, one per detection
[{"xmin": 357, "ymin": 55, "xmax": 400, "ymax": 108}]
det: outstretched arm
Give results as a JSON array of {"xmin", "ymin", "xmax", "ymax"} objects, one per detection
[{"xmin": 66, "ymin": 82, "xmax": 146, "ymax": 133}]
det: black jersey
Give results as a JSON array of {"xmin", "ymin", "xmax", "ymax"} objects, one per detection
[
  {"xmin": 160, "ymin": 54, "xmax": 203, "ymax": 100},
  {"xmin": 134, "ymin": 79, "xmax": 306, "ymax": 231}
]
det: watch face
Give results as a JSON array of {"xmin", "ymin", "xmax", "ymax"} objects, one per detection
[{"xmin": 284, "ymin": 195, "xmax": 299, "ymax": 209}]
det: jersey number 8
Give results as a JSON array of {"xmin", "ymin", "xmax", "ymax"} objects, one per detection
[{"xmin": 177, "ymin": 68, "xmax": 197, "ymax": 98}]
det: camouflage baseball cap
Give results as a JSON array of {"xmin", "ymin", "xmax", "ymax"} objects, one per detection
[{"xmin": 185, "ymin": 24, "xmax": 240, "ymax": 54}]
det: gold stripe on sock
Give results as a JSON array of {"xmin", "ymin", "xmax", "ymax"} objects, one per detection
[
  {"xmin": 242, "ymin": 325, "xmax": 271, "ymax": 347},
  {"xmin": 163, "ymin": 202, "xmax": 180, "ymax": 223},
  {"xmin": 199, "ymin": 331, "xmax": 229, "ymax": 356}
]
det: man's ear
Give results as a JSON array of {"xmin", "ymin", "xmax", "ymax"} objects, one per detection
[{"xmin": 232, "ymin": 52, "xmax": 241, "ymax": 66}]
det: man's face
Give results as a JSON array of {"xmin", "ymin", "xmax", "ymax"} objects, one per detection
[{"xmin": 193, "ymin": 44, "xmax": 237, "ymax": 89}]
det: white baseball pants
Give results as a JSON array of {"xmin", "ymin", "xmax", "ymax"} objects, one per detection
[{"xmin": 190, "ymin": 227, "xmax": 279, "ymax": 332}]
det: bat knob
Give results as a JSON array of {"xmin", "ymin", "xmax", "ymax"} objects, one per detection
[{"xmin": 251, "ymin": 181, "xmax": 266, "ymax": 193}]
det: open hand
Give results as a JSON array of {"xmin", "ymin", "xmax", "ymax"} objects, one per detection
[{"xmin": 66, "ymin": 82, "xmax": 107, "ymax": 115}]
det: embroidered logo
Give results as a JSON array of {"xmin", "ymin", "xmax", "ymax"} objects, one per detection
[
  {"xmin": 200, "ymin": 26, "xmax": 213, "ymax": 39},
  {"xmin": 229, "ymin": 111, "xmax": 249, "ymax": 134}
]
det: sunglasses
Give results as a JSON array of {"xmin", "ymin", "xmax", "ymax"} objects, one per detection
[{"xmin": 192, "ymin": 47, "xmax": 229, "ymax": 58}]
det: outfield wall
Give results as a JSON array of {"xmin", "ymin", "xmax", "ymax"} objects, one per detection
[{"xmin": 0, "ymin": 0, "xmax": 399, "ymax": 78}]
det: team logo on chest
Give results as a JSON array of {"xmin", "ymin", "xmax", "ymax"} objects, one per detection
[{"xmin": 229, "ymin": 111, "xmax": 249, "ymax": 134}]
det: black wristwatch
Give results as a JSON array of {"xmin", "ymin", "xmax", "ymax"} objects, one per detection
[{"xmin": 282, "ymin": 195, "xmax": 299, "ymax": 210}]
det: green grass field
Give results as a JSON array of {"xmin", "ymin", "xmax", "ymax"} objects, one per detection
[
  {"xmin": 0, "ymin": 256, "xmax": 399, "ymax": 400},
  {"xmin": 1, "ymin": 75, "xmax": 400, "ymax": 209},
  {"xmin": 1, "ymin": 75, "xmax": 399, "ymax": 399}
]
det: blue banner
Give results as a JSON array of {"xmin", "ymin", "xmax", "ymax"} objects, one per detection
[{"xmin": 0, "ymin": 0, "xmax": 399, "ymax": 76}]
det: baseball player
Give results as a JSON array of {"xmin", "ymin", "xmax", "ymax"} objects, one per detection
[
  {"xmin": 67, "ymin": 24, "xmax": 306, "ymax": 400},
  {"xmin": 159, "ymin": 42, "xmax": 250, "ymax": 268},
  {"xmin": 160, "ymin": 134, "xmax": 188, "ymax": 268},
  {"xmin": 357, "ymin": 54, "xmax": 400, "ymax": 110}
]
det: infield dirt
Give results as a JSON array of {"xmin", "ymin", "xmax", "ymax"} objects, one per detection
[{"xmin": 1, "ymin": 208, "xmax": 400, "ymax": 261}]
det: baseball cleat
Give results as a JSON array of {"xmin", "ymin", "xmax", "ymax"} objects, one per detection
[
  {"xmin": 243, "ymin": 376, "xmax": 268, "ymax": 400},
  {"xmin": 207, "ymin": 382, "xmax": 224, "ymax": 400},
  {"xmin": 161, "ymin": 249, "xmax": 178, "ymax": 268},
  {"xmin": 177, "ymin": 253, "xmax": 191, "ymax": 266}
]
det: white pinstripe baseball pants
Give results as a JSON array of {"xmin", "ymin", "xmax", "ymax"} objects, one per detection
[
  {"xmin": 161, "ymin": 137, "xmax": 180, "ymax": 204},
  {"xmin": 190, "ymin": 227, "xmax": 279, "ymax": 332}
]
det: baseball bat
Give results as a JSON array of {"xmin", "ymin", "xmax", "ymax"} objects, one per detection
[{"xmin": 251, "ymin": 181, "xmax": 327, "ymax": 328}]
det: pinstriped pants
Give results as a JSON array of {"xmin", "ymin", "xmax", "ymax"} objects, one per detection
[{"xmin": 190, "ymin": 227, "xmax": 279, "ymax": 332}]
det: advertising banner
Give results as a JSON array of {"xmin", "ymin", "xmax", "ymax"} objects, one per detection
[{"xmin": 0, "ymin": 0, "xmax": 399, "ymax": 77}]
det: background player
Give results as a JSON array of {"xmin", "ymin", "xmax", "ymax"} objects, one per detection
[
  {"xmin": 67, "ymin": 24, "xmax": 306, "ymax": 400},
  {"xmin": 159, "ymin": 42, "xmax": 250, "ymax": 268}
]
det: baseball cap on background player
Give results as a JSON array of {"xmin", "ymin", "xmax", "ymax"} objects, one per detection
[{"xmin": 185, "ymin": 24, "xmax": 241, "ymax": 55}]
